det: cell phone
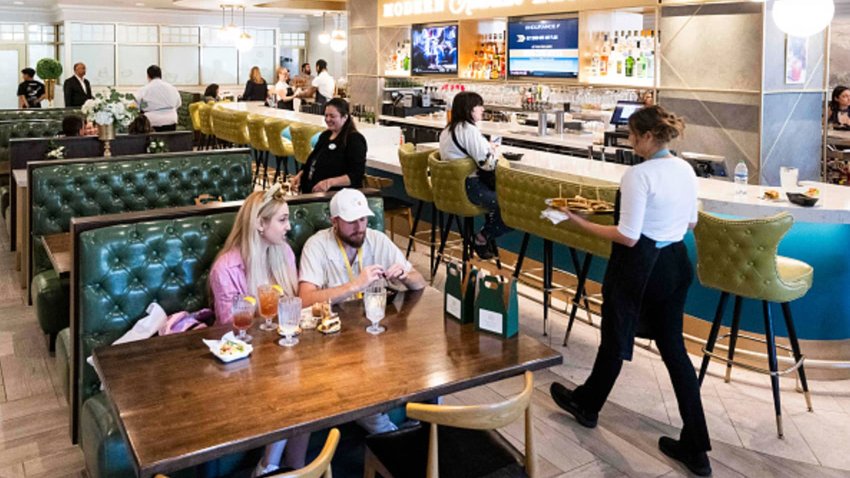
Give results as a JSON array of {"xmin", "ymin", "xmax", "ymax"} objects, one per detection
[{"xmin": 491, "ymin": 135, "xmax": 502, "ymax": 146}]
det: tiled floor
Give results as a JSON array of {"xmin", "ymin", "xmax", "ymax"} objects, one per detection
[{"xmin": 1, "ymin": 223, "xmax": 849, "ymax": 477}]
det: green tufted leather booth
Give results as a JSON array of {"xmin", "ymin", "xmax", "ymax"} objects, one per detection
[
  {"xmin": 31, "ymin": 150, "xmax": 254, "ymax": 352},
  {"xmin": 0, "ymin": 119, "xmax": 65, "ymax": 170},
  {"xmin": 693, "ymin": 211, "xmax": 814, "ymax": 439},
  {"xmin": 0, "ymin": 107, "xmax": 81, "ymax": 123},
  {"xmin": 71, "ymin": 193, "xmax": 384, "ymax": 477},
  {"xmin": 495, "ymin": 162, "xmax": 618, "ymax": 339}
]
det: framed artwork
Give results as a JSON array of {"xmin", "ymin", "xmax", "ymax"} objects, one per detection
[{"xmin": 785, "ymin": 35, "xmax": 808, "ymax": 85}]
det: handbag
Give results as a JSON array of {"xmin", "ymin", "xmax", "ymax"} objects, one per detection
[{"xmin": 450, "ymin": 127, "xmax": 497, "ymax": 190}]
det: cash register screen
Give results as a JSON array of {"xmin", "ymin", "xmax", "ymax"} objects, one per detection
[{"xmin": 610, "ymin": 101, "xmax": 644, "ymax": 126}]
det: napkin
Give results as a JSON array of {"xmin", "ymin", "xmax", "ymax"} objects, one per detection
[
  {"xmin": 203, "ymin": 331, "xmax": 253, "ymax": 363},
  {"xmin": 87, "ymin": 302, "xmax": 169, "ymax": 369},
  {"xmin": 541, "ymin": 208, "xmax": 570, "ymax": 225}
]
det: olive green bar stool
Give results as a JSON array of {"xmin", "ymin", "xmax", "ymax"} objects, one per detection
[
  {"xmin": 694, "ymin": 211, "xmax": 813, "ymax": 439},
  {"xmin": 398, "ymin": 143, "xmax": 441, "ymax": 274},
  {"xmin": 247, "ymin": 113, "xmax": 272, "ymax": 189},
  {"xmin": 496, "ymin": 163, "xmax": 615, "ymax": 337},
  {"xmin": 291, "ymin": 123, "xmax": 326, "ymax": 166},
  {"xmin": 188, "ymin": 102, "xmax": 203, "ymax": 148},
  {"xmin": 264, "ymin": 117, "xmax": 295, "ymax": 184},
  {"xmin": 197, "ymin": 103, "xmax": 215, "ymax": 150},
  {"xmin": 428, "ymin": 151, "xmax": 498, "ymax": 278}
]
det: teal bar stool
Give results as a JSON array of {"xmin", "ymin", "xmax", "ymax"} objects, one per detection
[{"xmin": 693, "ymin": 211, "xmax": 813, "ymax": 439}]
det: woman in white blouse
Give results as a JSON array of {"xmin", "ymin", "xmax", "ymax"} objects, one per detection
[
  {"xmin": 549, "ymin": 105, "xmax": 712, "ymax": 477},
  {"xmin": 272, "ymin": 67, "xmax": 300, "ymax": 110},
  {"xmin": 438, "ymin": 91, "xmax": 510, "ymax": 259}
]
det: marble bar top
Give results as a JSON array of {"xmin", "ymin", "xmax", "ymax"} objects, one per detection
[
  {"xmin": 379, "ymin": 114, "xmax": 601, "ymax": 152},
  {"xmin": 220, "ymin": 103, "xmax": 850, "ymax": 224}
]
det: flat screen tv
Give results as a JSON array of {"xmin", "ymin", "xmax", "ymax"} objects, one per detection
[
  {"xmin": 411, "ymin": 23, "xmax": 458, "ymax": 75},
  {"xmin": 507, "ymin": 17, "xmax": 579, "ymax": 78}
]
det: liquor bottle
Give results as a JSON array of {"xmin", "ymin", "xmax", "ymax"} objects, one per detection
[
  {"xmin": 392, "ymin": 43, "xmax": 400, "ymax": 71},
  {"xmin": 403, "ymin": 50, "xmax": 410, "ymax": 72},
  {"xmin": 599, "ymin": 34, "xmax": 609, "ymax": 76},
  {"xmin": 625, "ymin": 49, "xmax": 635, "ymax": 78},
  {"xmin": 636, "ymin": 41, "xmax": 647, "ymax": 79}
]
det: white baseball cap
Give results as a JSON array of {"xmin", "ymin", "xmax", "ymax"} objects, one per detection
[{"xmin": 330, "ymin": 188, "xmax": 375, "ymax": 222}]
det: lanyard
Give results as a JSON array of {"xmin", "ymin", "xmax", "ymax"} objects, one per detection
[{"xmin": 335, "ymin": 235, "xmax": 364, "ymax": 299}]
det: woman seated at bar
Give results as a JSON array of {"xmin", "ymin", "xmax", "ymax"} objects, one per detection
[
  {"xmin": 438, "ymin": 91, "xmax": 510, "ymax": 260},
  {"xmin": 208, "ymin": 184, "xmax": 309, "ymax": 476},
  {"xmin": 242, "ymin": 66, "xmax": 269, "ymax": 102},
  {"xmin": 273, "ymin": 67, "xmax": 301, "ymax": 110},
  {"xmin": 290, "ymin": 98, "xmax": 366, "ymax": 194},
  {"xmin": 829, "ymin": 85, "xmax": 850, "ymax": 129},
  {"xmin": 203, "ymin": 83, "xmax": 220, "ymax": 102},
  {"xmin": 549, "ymin": 105, "xmax": 712, "ymax": 477}
]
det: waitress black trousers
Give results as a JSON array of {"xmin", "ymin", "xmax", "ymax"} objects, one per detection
[{"xmin": 573, "ymin": 241, "xmax": 711, "ymax": 453}]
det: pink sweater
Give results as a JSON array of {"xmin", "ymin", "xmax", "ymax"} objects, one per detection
[{"xmin": 209, "ymin": 249, "xmax": 248, "ymax": 325}]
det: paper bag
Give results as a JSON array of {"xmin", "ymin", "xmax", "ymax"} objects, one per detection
[
  {"xmin": 443, "ymin": 261, "xmax": 477, "ymax": 324},
  {"xmin": 474, "ymin": 272, "xmax": 519, "ymax": 338}
]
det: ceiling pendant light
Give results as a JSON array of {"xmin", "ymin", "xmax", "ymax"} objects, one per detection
[
  {"xmin": 236, "ymin": 6, "xmax": 254, "ymax": 51},
  {"xmin": 219, "ymin": 5, "xmax": 240, "ymax": 42},
  {"xmin": 318, "ymin": 12, "xmax": 331, "ymax": 44},
  {"xmin": 773, "ymin": 0, "xmax": 834, "ymax": 37},
  {"xmin": 329, "ymin": 14, "xmax": 347, "ymax": 52}
]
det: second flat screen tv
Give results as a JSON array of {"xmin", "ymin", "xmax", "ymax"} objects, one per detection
[
  {"xmin": 411, "ymin": 23, "xmax": 458, "ymax": 75},
  {"xmin": 508, "ymin": 17, "xmax": 579, "ymax": 78}
]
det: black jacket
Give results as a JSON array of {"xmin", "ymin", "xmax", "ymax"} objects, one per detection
[{"xmin": 63, "ymin": 77, "xmax": 92, "ymax": 107}]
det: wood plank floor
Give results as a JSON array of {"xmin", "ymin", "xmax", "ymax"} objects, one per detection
[{"xmin": 1, "ymin": 220, "xmax": 849, "ymax": 477}]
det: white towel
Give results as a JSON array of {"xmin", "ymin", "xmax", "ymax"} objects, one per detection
[{"xmin": 541, "ymin": 208, "xmax": 570, "ymax": 225}]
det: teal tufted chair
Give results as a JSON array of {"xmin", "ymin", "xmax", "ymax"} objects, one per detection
[
  {"xmin": 73, "ymin": 195, "xmax": 384, "ymax": 478},
  {"xmin": 496, "ymin": 162, "xmax": 617, "ymax": 339},
  {"xmin": 30, "ymin": 150, "xmax": 254, "ymax": 352},
  {"xmin": 693, "ymin": 211, "xmax": 813, "ymax": 439}
]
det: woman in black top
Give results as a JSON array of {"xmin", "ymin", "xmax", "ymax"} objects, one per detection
[
  {"xmin": 829, "ymin": 85, "xmax": 850, "ymax": 128},
  {"xmin": 242, "ymin": 66, "xmax": 268, "ymax": 102},
  {"xmin": 291, "ymin": 98, "xmax": 366, "ymax": 194}
]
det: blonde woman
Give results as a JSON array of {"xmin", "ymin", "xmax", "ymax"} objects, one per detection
[
  {"xmin": 273, "ymin": 66, "xmax": 301, "ymax": 110},
  {"xmin": 242, "ymin": 65, "xmax": 269, "ymax": 102},
  {"xmin": 208, "ymin": 183, "xmax": 308, "ymax": 476}
]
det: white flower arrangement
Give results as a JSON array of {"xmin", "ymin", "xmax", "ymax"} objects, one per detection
[
  {"xmin": 81, "ymin": 87, "xmax": 139, "ymax": 127},
  {"xmin": 46, "ymin": 145, "xmax": 64, "ymax": 159},
  {"xmin": 147, "ymin": 138, "xmax": 168, "ymax": 154}
]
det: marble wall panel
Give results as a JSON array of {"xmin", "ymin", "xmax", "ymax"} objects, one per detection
[
  {"xmin": 763, "ymin": 0, "xmax": 827, "ymax": 91},
  {"xmin": 348, "ymin": 75, "xmax": 380, "ymax": 112},
  {"xmin": 348, "ymin": 28, "xmax": 379, "ymax": 75},
  {"xmin": 761, "ymin": 92, "xmax": 824, "ymax": 184},
  {"xmin": 378, "ymin": 26, "xmax": 409, "ymax": 74},
  {"xmin": 350, "ymin": 0, "xmax": 378, "ymax": 29},
  {"xmin": 659, "ymin": 90, "xmax": 761, "ymax": 181},
  {"xmin": 829, "ymin": 16, "xmax": 850, "ymax": 88},
  {"xmin": 659, "ymin": 2, "xmax": 762, "ymax": 92}
]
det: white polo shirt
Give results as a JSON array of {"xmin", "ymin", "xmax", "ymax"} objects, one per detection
[
  {"xmin": 299, "ymin": 228, "xmax": 412, "ymax": 302},
  {"xmin": 312, "ymin": 71, "xmax": 335, "ymax": 100},
  {"xmin": 135, "ymin": 78, "xmax": 181, "ymax": 127}
]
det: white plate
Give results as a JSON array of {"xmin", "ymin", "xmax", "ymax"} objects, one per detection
[{"xmin": 203, "ymin": 332, "xmax": 253, "ymax": 363}]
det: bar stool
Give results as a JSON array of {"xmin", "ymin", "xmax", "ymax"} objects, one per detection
[
  {"xmin": 398, "ymin": 143, "xmax": 442, "ymax": 274},
  {"xmin": 496, "ymin": 163, "xmax": 615, "ymax": 337},
  {"xmin": 693, "ymin": 211, "xmax": 813, "ymax": 439},
  {"xmin": 264, "ymin": 117, "xmax": 295, "ymax": 184},
  {"xmin": 246, "ymin": 114, "xmax": 271, "ymax": 189},
  {"xmin": 427, "ymin": 151, "xmax": 498, "ymax": 278},
  {"xmin": 290, "ymin": 123, "xmax": 326, "ymax": 166},
  {"xmin": 197, "ymin": 103, "xmax": 215, "ymax": 150},
  {"xmin": 188, "ymin": 102, "xmax": 203, "ymax": 148}
]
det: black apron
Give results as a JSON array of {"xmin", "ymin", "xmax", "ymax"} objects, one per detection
[
  {"xmin": 315, "ymin": 90, "xmax": 328, "ymax": 106},
  {"xmin": 277, "ymin": 86, "xmax": 294, "ymax": 110}
]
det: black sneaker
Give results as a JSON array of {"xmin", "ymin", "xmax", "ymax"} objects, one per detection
[
  {"xmin": 473, "ymin": 240, "xmax": 495, "ymax": 260},
  {"xmin": 658, "ymin": 436, "xmax": 712, "ymax": 477},
  {"xmin": 549, "ymin": 382, "xmax": 598, "ymax": 428}
]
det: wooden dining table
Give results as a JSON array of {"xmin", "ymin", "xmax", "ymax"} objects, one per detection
[
  {"xmin": 40, "ymin": 232, "xmax": 71, "ymax": 277},
  {"xmin": 92, "ymin": 287, "xmax": 563, "ymax": 477}
]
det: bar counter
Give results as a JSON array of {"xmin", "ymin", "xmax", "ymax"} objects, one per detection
[{"xmin": 221, "ymin": 102, "xmax": 850, "ymax": 363}]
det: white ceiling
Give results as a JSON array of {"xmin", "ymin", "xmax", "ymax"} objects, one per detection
[{"xmin": 0, "ymin": 0, "xmax": 346, "ymax": 15}]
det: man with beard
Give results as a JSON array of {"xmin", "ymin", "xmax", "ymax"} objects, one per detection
[
  {"xmin": 299, "ymin": 188, "xmax": 425, "ymax": 307},
  {"xmin": 298, "ymin": 188, "xmax": 426, "ymax": 434}
]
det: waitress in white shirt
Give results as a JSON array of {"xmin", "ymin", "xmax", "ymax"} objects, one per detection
[
  {"xmin": 311, "ymin": 59, "xmax": 335, "ymax": 106},
  {"xmin": 549, "ymin": 105, "xmax": 712, "ymax": 477}
]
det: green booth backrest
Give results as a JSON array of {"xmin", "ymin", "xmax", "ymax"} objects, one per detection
[
  {"xmin": 0, "ymin": 107, "xmax": 81, "ymax": 123},
  {"xmin": 30, "ymin": 151, "xmax": 254, "ymax": 275},
  {"xmin": 76, "ymin": 196, "xmax": 385, "ymax": 406},
  {"xmin": 0, "ymin": 119, "xmax": 65, "ymax": 163},
  {"xmin": 496, "ymin": 163, "xmax": 617, "ymax": 259}
]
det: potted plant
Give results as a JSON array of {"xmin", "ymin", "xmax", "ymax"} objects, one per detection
[
  {"xmin": 81, "ymin": 88, "xmax": 139, "ymax": 156},
  {"xmin": 35, "ymin": 58, "xmax": 62, "ymax": 107}
]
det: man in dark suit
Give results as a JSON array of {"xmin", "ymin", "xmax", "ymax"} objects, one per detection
[{"xmin": 63, "ymin": 62, "xmax": 92, "ymax": 107}]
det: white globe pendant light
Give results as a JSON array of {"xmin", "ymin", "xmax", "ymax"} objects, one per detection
[
  {"xmin": 318, "ymin": 13, "xmax": 331, "ymax": 44},
  {"xmin": 772, "ymin": 0, "xmax": 834, "ymax": 37},
  {"xmin": 329, "ymin": 14, "xmax": 346, "ymax": 52}
]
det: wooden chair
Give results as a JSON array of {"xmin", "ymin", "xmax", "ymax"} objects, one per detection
[
  {"xmin": 364, "ymin": 174, "xmax": 414, "ymax": 246},
  {"xmin": 364, "ymin": 371, "xmax": 536, "ymax": 478},
  {"xmin": 153, "ymin": 428, "xmax": 340, "ymax": 478}
]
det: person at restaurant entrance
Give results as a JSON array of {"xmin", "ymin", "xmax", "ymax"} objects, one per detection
[
  {"xmin": 17, "ymin": 68, "xmax": 45, "ymax": 109},
  {"xmin": 290, "ymin": 98, "xmax": 366, "ymax": 194},
  {"xmin": 549, "ymin": 105, "xmax": 712, "ymax": 477},
  {"xmin": 63, "ymin": 62, "xmax": 92, "ymax": 107},
  {"xmin": 298, "ymin": 188, "xmax": 426, "ymax": 434},
  {"xmin": 135, "ymin": 65, "xmax": 181, "ymax": 132},
  {"xmin": 208, "ymin": 184, "xmax": 308, "ymax": 477},
  {"xmin": 311, "ymin": 59, "xmax": 335, "ymax": 106}
]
